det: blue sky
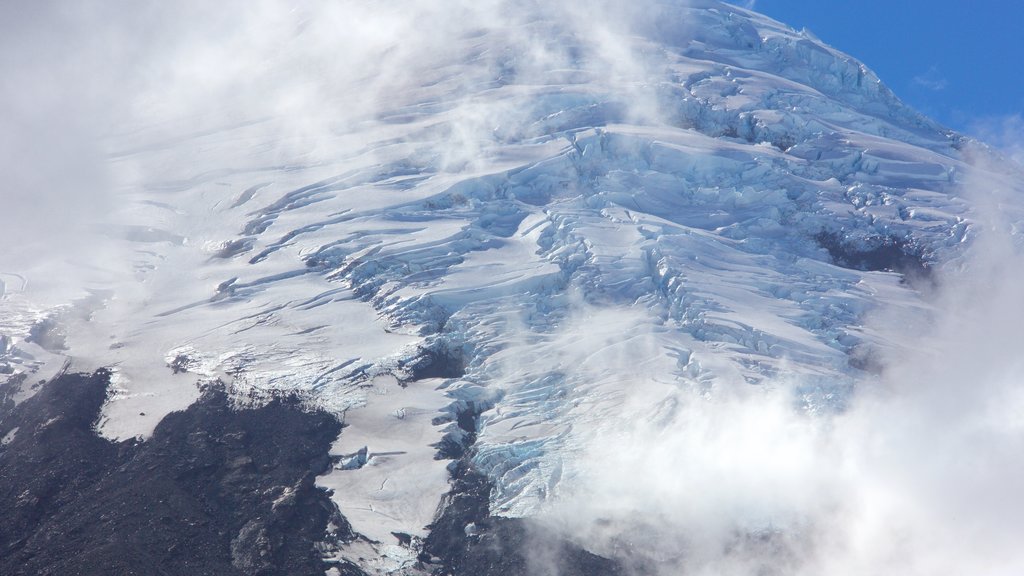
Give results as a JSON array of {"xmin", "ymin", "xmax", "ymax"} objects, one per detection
[{"xmin": 748, "ymin": 1, "xmax": 1024, "ymax": 138}]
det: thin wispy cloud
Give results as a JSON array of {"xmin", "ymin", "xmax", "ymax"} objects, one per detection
[
  {"xmin": 534, "ymin": 150, "xmax": 1024, "ymax": 575},
  {"xmin": 971, "ymin": 114, "xmax": 1024, "ymax": 165},
  {"xmin": 912, "ymin": 65, "xmax": 948, "ymax": 91}
]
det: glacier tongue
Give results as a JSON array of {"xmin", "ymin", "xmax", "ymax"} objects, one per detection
[{"xmin": 1, "ymin": 0, "xmax": 1020, "ymax": 572}]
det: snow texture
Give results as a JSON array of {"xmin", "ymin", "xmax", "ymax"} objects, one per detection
[{"xmin": 1, "ymin": 1, "xmax": 1019, "ymax": 572}]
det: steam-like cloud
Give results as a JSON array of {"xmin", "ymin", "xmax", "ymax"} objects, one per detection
[
  {"xmin": 0, "ymin": 0, "xmax": 663, "ymax": 273},
  {"xmin": 533, "ymin": 141, "xmax": 1024, "ymax": 575},
  {"xmin": 0, "ymin": 0, "xmax": 645, "ymax": 310},
  {"xmin": 912, "ymin": 65, "xmax": 949, "ymax": 91},
  {"xmin": 0, "ymin": 3, "xmax": 117, "ymax": 286},
  {"xmin": 971, "ymin": 114, "xmax": 1024, "ymax": 166}
]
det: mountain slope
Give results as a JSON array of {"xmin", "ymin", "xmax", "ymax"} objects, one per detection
[{"xmin": 2, "ymin": 1, "xmax": 1023, "ymax": 574}]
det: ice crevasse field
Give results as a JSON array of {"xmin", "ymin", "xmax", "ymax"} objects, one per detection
[{"xmin": 2, "ymin": 1, "xmax": 1024, "ymax": 574}]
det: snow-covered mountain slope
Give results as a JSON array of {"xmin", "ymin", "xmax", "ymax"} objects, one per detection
[{"xmin": 3, "ymin": 1, "xmax": 1023, "ymax": 574}]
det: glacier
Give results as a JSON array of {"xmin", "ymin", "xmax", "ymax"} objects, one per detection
[{"xmin": 2, "ymin": 1, "xmax": 1023, "ymax": 574}]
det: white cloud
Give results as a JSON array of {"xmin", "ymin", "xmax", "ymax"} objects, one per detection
[
  {"xmin": 0, "ymin": 0, "xmax": 674, "ymax": 301},
  {"xmin": 527, "ymin": 137, "xmax": 1024, "ymax": 575},
  {"xmin": 912, "ymin": 65, "xmax": 948, "ymax": 91},
  {"xmin": 970, "ymin": 114, "xmax": 1024, "ymax": 165}
]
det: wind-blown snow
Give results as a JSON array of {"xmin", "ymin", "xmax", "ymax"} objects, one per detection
[{"xmin": 2, "ymin": 1, "xmax": 1022, "ymax": 573}]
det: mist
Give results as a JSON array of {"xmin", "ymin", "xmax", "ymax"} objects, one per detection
[
  {"xmin": 532, "ymin": 141, "xmax": 1024, "ymax": 575},
  {"xmin": 0, "ymin": 0, "xmax": 672, "ymax": 299}
]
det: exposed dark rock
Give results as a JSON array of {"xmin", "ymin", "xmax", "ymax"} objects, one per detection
[
  {"xmin": 847, "ymin": 344, "xmax": 886, "ymax": 375},
  {"xmin": 168, "ymin": 353, "xmax": 195, "ymax": 374},
  {"xmin": 0, "ymin": 371, "xmax": 26, "ymax": 421},
  {"xmin": 416, "ymin": 351, "xmax": 620, "ymax": 576},
  {"xmin": 433, "ymin": 400, "xmax": 486, "ymax": 460},
  {"xmin": 2, "ymin": 370, "xmax": 624, "ymax": 576},
  {"xmin": 406, "ymin": 346, "xmax": 466, "ymax": 382},
  {"xmin": 421, "ymin": 462, "xmax": 624, "ymax": 576},
  {"xmin": 25, "ymin": 315, "xmax": 67, "ymax": 352},
  {"xmin": 815, "ymin": 230, "xmax": 933, "ymax": 286},
  {"xmin": 0, "ymin": 370, "xmax": 362, "ymax": 576},
  {"xmin": 213, "ymin": 238, "xmax": 255, "ymax": 259}
]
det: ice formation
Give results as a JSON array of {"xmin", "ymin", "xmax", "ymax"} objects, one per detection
[{"xmin": 2, "ymin": 1, "xmax": 1021, "ymax": 573}]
